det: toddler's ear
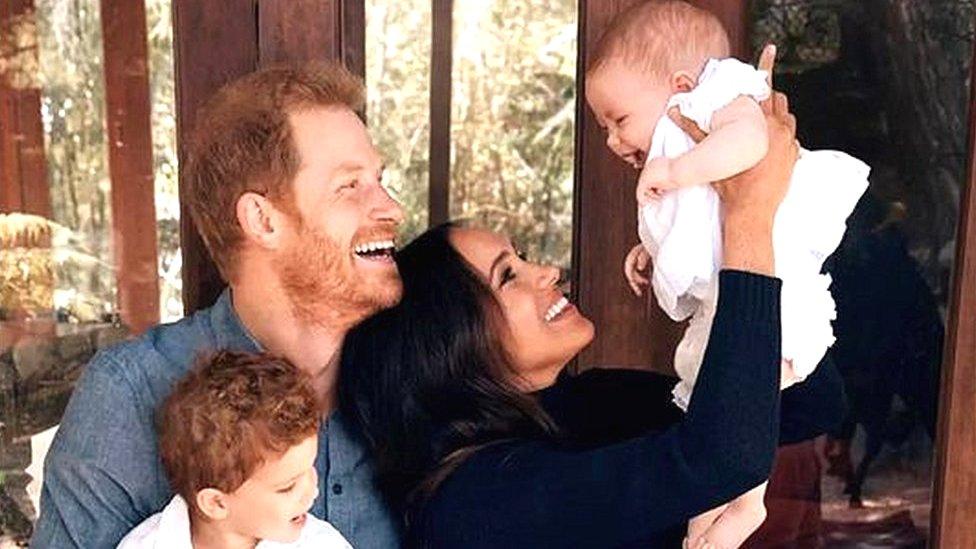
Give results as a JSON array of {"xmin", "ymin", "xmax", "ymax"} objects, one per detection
[
  {"xmin": 196, "ymin": 488, "xmax": 231, "ymax": 521},
  {"xmin": 670, "ymin": 71, "xmax": 696, "ymax": 93}
]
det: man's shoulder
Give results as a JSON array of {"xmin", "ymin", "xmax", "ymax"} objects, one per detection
[
  {"xmin": 49, "ymin": 306, "xmax": 222, "ymax": 468},
  {"xmin": 84, "ymin": 306, "xmax": 218, "ymax": 390}
]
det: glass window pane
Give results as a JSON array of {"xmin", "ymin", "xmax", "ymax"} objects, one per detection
[
  {"xmin": 147, "ymin": 0, "xmax": 180, "ymax": 322},
  {"xmin": 2, "ymin": 1, "xmax": 116, "ymax": 542},
  {"xmin": 1, "ymin": 0, "xmax": 176, "ymax": 541},
  {"xmin": 37, "ymin": 0, "xmax": 114, "ymax": 323},
  {"xmin": 366, "ymin": 0, "xmax": 432, "ymax": 244},
  {"xmin": 749, "ymin": 1, "xmax": 974, "ymax": 545},
  {"xmin": 449, "ymin": 0, "xmax": 578, "ymax": 268}
]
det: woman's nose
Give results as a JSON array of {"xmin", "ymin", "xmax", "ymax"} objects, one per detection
[{"xmin": 536, "ymin": 265, "xmax": 561, "ymax": 288}]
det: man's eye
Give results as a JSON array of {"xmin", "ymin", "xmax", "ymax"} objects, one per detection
[
  {"xmin": 341, "ymin": 180, "xmax": 359, "ymax": 191},
  {"xmin": 615, "ymin": 115, "xmax": 628, "ymax": 126}
]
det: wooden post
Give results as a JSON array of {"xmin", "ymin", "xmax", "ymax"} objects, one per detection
[
  {"xmin": 0, "ymin": 0, "xmax": 49, "ymax": 217},
  {"xmin": 173, "ymin": 0, "xmax": 366, "ymax": 314},
  {"xmin": 428, "ymin": 0, "xmax": 452, "ymax": 227},
  {"xmin": 573, "ymin": 0, "xmax": 749, "ymax": 372},
  {"xmin": 99, "ymin": 0, "xmax": 160, "ymax": 334},
  {"xmin": 931, "ymin": 30, "xmax": 976, "ymax": 548}
]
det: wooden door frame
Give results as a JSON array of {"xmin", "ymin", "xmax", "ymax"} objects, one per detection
[{"xmin": 931, "ymin": 30, "xmax": 976, "ymax": 549}]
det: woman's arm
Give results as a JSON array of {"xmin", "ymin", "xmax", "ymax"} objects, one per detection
[{"xmin": 415, "ymin": 271, "xmax": 781, "ymax": 548}]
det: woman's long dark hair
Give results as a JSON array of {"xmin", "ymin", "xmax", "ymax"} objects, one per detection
[{"xmin": 339, "ymin": 223, "xmax": 557, "ymax": 511}]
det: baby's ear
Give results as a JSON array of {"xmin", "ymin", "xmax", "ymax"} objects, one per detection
[
  {"xmin": 196, "ymin": 488, "xmax": 231, "ymax": 521},
  {"xmin": 670, "ymin": 71, "xmax": 696, "ymax": 93}
]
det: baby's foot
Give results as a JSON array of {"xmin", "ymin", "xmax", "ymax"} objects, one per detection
[
  {"xmin": 685, "ymin": 505, "xmax": 726, "ymax": 547},
  {"xmin": 683, "ymin": 537, "xmax": 723, "ymax": 549},
  {"xmin": 696, "ymin": 499, "xmax": 767, "ymax": 549}
]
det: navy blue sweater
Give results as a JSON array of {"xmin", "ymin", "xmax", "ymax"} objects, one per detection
[{"xmin": 409, "ymin": 271, "xmax": 785, "ymax": 548}]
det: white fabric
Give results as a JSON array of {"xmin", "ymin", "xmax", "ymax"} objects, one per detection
[
  {"xmin": 635, "ymin": 58, "xmax": 870, "ymax": 410},
  {"xmin": 116, "ymin": 495, "xmax": 353, "ymax": 549}
]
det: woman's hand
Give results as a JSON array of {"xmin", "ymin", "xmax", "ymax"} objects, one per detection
[{"xmin": 668, "ymin": 44, "xmax": 799, "ymax": 275}]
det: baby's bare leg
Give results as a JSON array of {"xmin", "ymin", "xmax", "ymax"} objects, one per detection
[
  {"xmin": 696, "ymin": 482, "xmax": 769, "ymax": 549},
  {"xmin": 685, "ymin": 503, "xmax": 728, "ymax": 547},
  {"xmin": 780, "ymin": 358, "xmax": 798, "ymax": 389}
]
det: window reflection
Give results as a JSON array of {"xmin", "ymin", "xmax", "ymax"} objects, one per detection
[
  {"xmin": 366, "ymin": 0, "xmax": 432, "ymax": 244},
  {"xmin": 749, "ymin": 1, "xmax": 973, "ymax": 546}
]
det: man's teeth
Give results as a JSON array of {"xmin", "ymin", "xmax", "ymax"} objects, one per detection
[
  {"xmin": 544, "ymin": 296, "xmax": 570, "ymax": 322},
  {"xmin": 354, "ymin": 239, "xmax": 396, "ymax": 255}
]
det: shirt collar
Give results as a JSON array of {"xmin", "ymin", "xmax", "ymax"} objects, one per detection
[{"xmin": 210, "ymin": 288, "xmax": 264, "ymax": 353}]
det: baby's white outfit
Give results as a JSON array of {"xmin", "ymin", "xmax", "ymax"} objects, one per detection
[
  {"xmin": 116, "ymin": 495, "xmax": 353, "ymax": 549},
  {"xmin": 638, "ymin": 58, "xmax": 870, "ymax": 410}
]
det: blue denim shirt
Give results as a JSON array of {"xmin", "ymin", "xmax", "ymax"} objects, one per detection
[{"xmin": 31, "ymin": 290, "xmax": 401, "ymax": 548}]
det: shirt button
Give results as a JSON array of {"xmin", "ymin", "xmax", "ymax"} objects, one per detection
[{"xmin": 332, "ymin": 483, "xmax": 343, "ymax": 495}]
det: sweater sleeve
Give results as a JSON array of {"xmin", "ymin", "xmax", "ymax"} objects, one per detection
[{"xmin": 413, "ymin": 271, "xmax": 782, "ymax": 548}]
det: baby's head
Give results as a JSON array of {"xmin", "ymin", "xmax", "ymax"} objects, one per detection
[
  {"xmin": 159, "ymin": 351, "xmax": 323, "ymax": 545},
  {"xmin": 585, "ymin": 0, "xmax": 730, "ymax": 169}
]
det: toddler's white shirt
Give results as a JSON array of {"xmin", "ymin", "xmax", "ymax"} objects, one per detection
[
  {"xmin": 637, "ymin": 58, "xmax": 870, "ymax": 409},
  {"xmin": 116, "ymin": 495, "xmax": 353, "ymax": 549}
]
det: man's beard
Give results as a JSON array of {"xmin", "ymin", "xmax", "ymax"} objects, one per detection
[{"xmin": 277, "ymin": 224, "xmax": 402, "ymax": 328}]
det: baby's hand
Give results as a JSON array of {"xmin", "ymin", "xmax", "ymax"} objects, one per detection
[
  {"xmin": 623, "ymin": 244, "xmax": 651, "ymax": 296},
  {"xmin": 636, "ymin": 157, "xmax": 676, "ymax": 205}
]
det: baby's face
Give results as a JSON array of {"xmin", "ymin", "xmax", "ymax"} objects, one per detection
[
  {"xmin": 586, "ymin": 59, "xmax": 673, "ymax": 170},
  {"xmin": 222, "ymin": 434, "xmax": 320, "ymax": 544}
]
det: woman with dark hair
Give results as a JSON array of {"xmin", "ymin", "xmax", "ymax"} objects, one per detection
[{"xmin": 340, "ymin": 92, "xmax": 844, "ymax": 547}]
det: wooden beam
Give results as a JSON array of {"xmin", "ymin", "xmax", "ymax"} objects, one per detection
[
  {"xmin": 428, "ymin": 0, "xmax": 452, "ymax": 227},
  {"xmin": 931, "ymin": 29, "xmax": 976, "ymax": 548},
  {"xmin": 0, "ymin": 85, "xmax": 21, "ymax": 211},
  {"xmin": 341, "ymin": 0, "xmax": 366, "ymax": 82},
  {"xmin": 0, "ymin": 0, "xmax": 49, "ymax": 217},
  {"xmin": 99, "ymin": 0, "xmax": 160, "ymax": 334},
  {"xmin": 173, "ymin": 0, "xmax": 366, "ymax": 314},
  {"xmin": 258, "ymin": 0, "xmax": 342, "ymax": 66},
  {"xmin": 692, "ymin": 0, "xmax": 750, "ymax": 59},
  {"xmin": 573, "ymin": 0, "xmax": 748, "ymax": 372},
  {"xmin": 173, "ymin": 0, "xmax": 259, "ymax": 314}
]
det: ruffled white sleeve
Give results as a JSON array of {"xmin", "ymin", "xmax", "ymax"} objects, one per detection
[{"xmin": 667, "ymin": 58, "xmax": 771, "ymax": 133}]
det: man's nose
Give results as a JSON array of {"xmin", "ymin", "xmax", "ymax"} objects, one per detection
[
  {"xmin": 606, "ymin": 132, "xmax": 622, "ymax": 153},
  {"xmin": 370, "ymin": 184, "xmax": 405, "ymax": 225}
]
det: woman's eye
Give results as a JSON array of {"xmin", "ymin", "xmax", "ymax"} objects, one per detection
[
  {"xmin": 500, "ymin": 267, "xmax": 516, "ymax": 287},
  {"xmin": 341, "ymin": 180, "xmax": 359, "ymax": 191},
  {"xmin": 277, "ymin": 483, "xmax": 296, "ymax": 494}
]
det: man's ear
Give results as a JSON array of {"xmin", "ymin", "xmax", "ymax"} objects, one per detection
[
  {"xmin": 196, "ymin": 488, "xmax": 231, "ymax": 521},
  {"xmin": 670, "ymin": 71, "xmax": 696, "ymax": 93},
  {"xmin": 236, "ymin": 192, "xmax": 289, "ymax": 250}
]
